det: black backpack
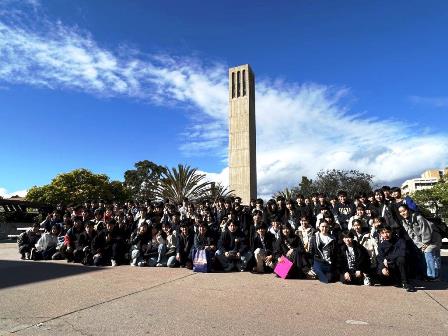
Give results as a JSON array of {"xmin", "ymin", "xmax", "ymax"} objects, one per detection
[{"xmin": 429, "ymin": 217, "xmax": 448, "ymax": 239}]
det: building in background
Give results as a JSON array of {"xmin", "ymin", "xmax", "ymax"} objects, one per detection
[{"xmin": 401, "ymin": 168, "xmax": 447, "ymax": 194}]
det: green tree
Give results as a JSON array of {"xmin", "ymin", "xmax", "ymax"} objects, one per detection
[
  {"xmin": 273, "ymin": 187, "xmax": 297, "ymax": 200},
  {"xmin": 413, "ymin": 175, "xmax": 448, "ymax": 219},
  {"xmin": 156, "ymin": 164, "xmax": 212, "ymax": 204},
  {"xmin": 293, "ymin": 176, "xmax": 316, "ymax": 197},
  {"xmin": 307, "ymin": 169, "xmax": 373, "ymax": 199},
  {"xmin": 124, "ymin": 160, "xmax": 166, "ymax": 202},
  {"xmin": 26, "ymin": 169, "xmax": 127, "ymax": 205}
]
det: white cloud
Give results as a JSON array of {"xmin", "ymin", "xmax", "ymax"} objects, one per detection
[
  {"xmin": 409, "ymin": 95, "xmax": 448, "ymax": 108},
  {"xmin": 1, "ymin": 7, "xmax": 447, "ymax": 198},
  {"xmin": 0, "ymin": 188, "xmax": 27, "ymax": 198}
]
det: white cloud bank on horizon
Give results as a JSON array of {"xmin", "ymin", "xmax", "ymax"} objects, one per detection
[
  {"xmin": 1, "ymin": 5, "xmax": 447, "ymax": 198},
  {"xmin": 0, "ymin": 187, "xmax": 27, "ymax": 199}
]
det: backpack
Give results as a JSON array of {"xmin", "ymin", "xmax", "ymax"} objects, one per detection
[
  {"xmin": 404, "ymin": 195, "xmax": 419, "ymax": 212},
  {"xmin": 430, "ymin": 217, "xmax": 448, "ymax": 239}
]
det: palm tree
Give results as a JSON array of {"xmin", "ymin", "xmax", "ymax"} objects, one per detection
[
  {"xmin": 198, "ymin": 182, "xmax": 235, "ymax": 203},
  {"xmin": 272, "ymin": 187, "xmax": 296, "ymax": 201},
  {"xmin": 156, "ymin": 164, "xmax": 212, "ymax": 204}
]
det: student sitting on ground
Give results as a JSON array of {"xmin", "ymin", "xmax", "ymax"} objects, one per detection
[
  {"xmin": 309, "ymin": 220, "xmax": 337, "ymax": 283},
  {"xmin": 146, "ymin": 224, "xmax": 167, "ymax": 267},
  {"xmin": 215, "ymin": 219, "xmax": 252, "ymax": 272},
  {"xmin": 129, "ymin": 222, "xmax": 151, "ymax": 266},
  {"xmin": 75, "ymin": 221, "xmax": 97, "ymax": 265},
  {"xmin": 351, "ymin": 219, "xmax": 378, "ymax": 276},
  {"xmin": 30, "ymin": 224, "xmax": 60, "ymax": 260},
  {"xmin": 273, "ymin": 223, "xmax": 308, "ymax": 278},
  {"xmin": 337, "ymin": 230, "xmax": 371, "ymax": 285},
  {"xmin": 17, "ymin": 223, "xmax": 41, "ymax": 260},
  {"xmin": 251, "ymin": 222, "xmax": 275, "ymax": 273},
  {"xmin": 376, "ymin": 225, "xmax": 413, "ymax": 291},
  {"xmin": 92, "ymin": 218, "xmax": 124, "ymax": 267},
  {"xmin": 191, "ymin": 222, "xmax": 216, "ymax": 271},
  {"xmin": 168, "ymin": 222, "xmax": 194, "ymax": 268},
  {"xmin": 161, "ymin": 222, "xmax": 176, "ymax": 266},
  {"xmin": 58, "ymin": 217, "xmax": 84, "ymax": 262}
]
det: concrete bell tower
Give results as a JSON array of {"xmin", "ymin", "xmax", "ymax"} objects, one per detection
[{"xmin": 228, "ymin": 64, "xmax": 257, "ymax": 205}]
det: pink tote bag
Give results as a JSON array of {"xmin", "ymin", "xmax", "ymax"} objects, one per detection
[{"xmin": 274, "ymin": 256, "xmax": 293, "ymax": 279}]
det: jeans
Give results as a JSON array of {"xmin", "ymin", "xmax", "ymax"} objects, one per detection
[
  {"xmin": 254, "ymin": 248, "xmax": 268, "ymax": 273},
  {"xmin": 147, "ymin": 244, "xmax": 167, "ymax": 266},
  {"xmin": 312, "ymin": 259, "xmax": 332, "ymax": 283},
  {"xmin": 425, "ymin": 249, "xmax": 441, "ymax": 279}
]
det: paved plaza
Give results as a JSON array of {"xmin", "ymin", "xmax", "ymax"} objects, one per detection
[{"xmin": 1, "ymin": 242, "xmax": 447, "ymax": 336}]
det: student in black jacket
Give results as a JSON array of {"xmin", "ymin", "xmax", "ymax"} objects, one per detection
[
  {"xmin": 338, "ymin": 231, "xmax": 371, "ymax": 285},
  {"xmin": 334, "ymin": 190, "xmax": 355, "ymax": 230},
  {"xmin": 129, "ymin": 222, "xmax": 151, "ymax": 266},
  {"xmin": 273, "ymin": 223, "xmax": 307, "ymax": 278},
  {"xmin": 63, "ymin": 217, "xmax": 84, "ymax": 262},
  {"xmin": 92, "ymin": 218, "xmax": 124, "ymax": 267},
  {"xmin": 377, "ymin": 225, "xmax": 413, "ymax": 291},
  {"xmin": 251, "ymin": 222, "xmax": 275, "ymax": 273},
  {"xmin": 167, "ymin": 222, "xmax": 194, "ymax": 268},
  {"xmin": 215, "ymin": 219, "xmax": 252, "ymax": 272},
  {"xmin": 74, "ymin": 221, "xmax": 97, "ymax": 265},
  {"xmin": 17, "ymin": 224, "xmax": 41, "ymax": 259}
]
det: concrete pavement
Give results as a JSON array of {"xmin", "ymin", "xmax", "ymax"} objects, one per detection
[{"xmin": 1, "ymin": 242, "xmax": 447, "ymax": 336}]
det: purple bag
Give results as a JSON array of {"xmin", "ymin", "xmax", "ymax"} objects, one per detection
[
  {"xmin": 193, "ymin": 249, "xmax": 209, "ymax": 273},
  {"xmin": 274, "ymin": 256, "xmax": 293, "ymax": 279}
]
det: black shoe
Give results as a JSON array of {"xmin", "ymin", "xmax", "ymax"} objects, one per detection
[{"xmin": 402, "ymin": 282, "xmax": 415, "ymax": 292}]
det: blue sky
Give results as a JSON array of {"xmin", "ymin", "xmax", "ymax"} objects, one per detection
[{"xmin": 0, "ymin": 0, "xmax": 447, "ymax": 198}]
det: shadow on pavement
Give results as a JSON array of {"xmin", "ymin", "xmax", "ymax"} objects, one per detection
[{"xmin": 0, "ymin": 259, "xmax": 102, "ymax": 290}]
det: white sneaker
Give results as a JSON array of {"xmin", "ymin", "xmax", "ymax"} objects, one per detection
[
  {"xmin": 363, "ymin": 276, "xmax": 371, "ymax": 286},
  {"xmin": 156, "ymin": 263, "xmax": 163, "ymax": 267},
  {"xmin": 137, "ymin": 261, "xmax": 146, "ymax": 267}
]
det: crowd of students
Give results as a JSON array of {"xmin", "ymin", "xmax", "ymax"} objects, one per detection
[{"xmin": 16, "ymin": 186, "xmax": 443, "ymax": 291}]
